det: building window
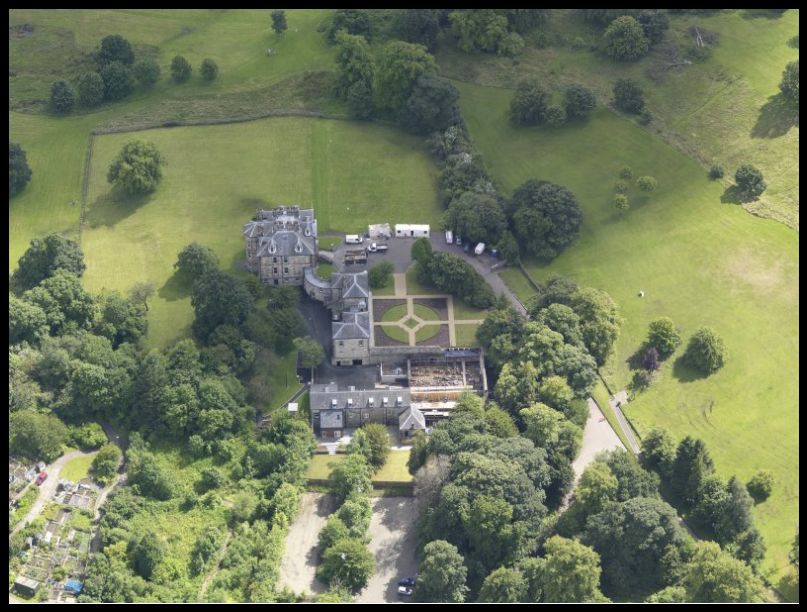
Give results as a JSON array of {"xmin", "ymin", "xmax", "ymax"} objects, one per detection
[
  {"xmin": 273, "ymin": 267, "xmax": 278, "ymax": 274},
  {"xmin": 273, "ymin": 257, "xmax": 278, "ymax": 263},
  {"xmin": 284, "ymin": 267, "xmax": 289, "ymax": 273},
  {"xmin": 358, "ymin": 340, "xmax": 363, "ymax": 346}
]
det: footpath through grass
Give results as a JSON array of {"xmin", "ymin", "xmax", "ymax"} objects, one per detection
[
  {"xmin": 79, "ymin": 116, "xmax": 439, "ymax": 348},
  {"xmin": 459, "ymin": 82, "xmax": 798, "ymax": 584}
]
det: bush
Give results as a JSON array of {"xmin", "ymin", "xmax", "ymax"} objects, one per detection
[
  {"xmin": 9, "ymin": 411, "xmax": 68, "ymax": 462},
  {"xmin": 50, "ymin": 80, "xmax": 76, "ymax": 114},
  {"xmin": 9, "ymin": 142, "xmax": 33, "ymax": 197},
  {"xmin": 603, "ymin": 16, "xmax": 649, "ymax": 61},
  {"xmin": 133, "ymin": 59, "xmax": 161, "ymax": 88},
  {"xmin": 97, "ymin": 34, "xmax": 134, "ymax": 67},
  {"xmin": 92, "ymin": 444, "xmax": 122, "ymax": 483},
  {"xmin": 564, "ymin": 84, "xmax": 597, "ymax": 119},
  {"xmin": 317, "ymin": 538, "xmax": 375, "ymax": 591},
  {"xmin": 171, "ymin": 56, "xmax": 192, "ymax": 82},
  {"xmin": 368, "ymin": 261, "xmax": 394, "ymax": 289},
  {"xmin": 69, "ymin": 422, "xmax": 107, "ymax": 450},
  {"xmin": 734, "ymin": 164, "xmax": 766, "ymax": 198},
  {"xmin": 637, "ymin": 176, "xmax": 658, "ymax": 192},
  {"xmin": 100, "ymin": 61, "xmax": 134, "ymax": 101},
  {"xmin": 77, "ymin": 72, "xmax": 105, "ymax": 107},
  {"xmin": 779, "ymin": 59, "xmax": 799, "ymax": 103},
  {"xmin": 544, "ymin": 105, "xmax": 567, "ymax": 127},
  {"xmin": 107, "ymin": 140, "xmax": 163, "ymax": 195},
  {"xmin": 614, "ymin": 194, "xmax": 629, "ymax": 212},
  {"xmin": 614, "ymin": 180, "xmax": 629, "ymax": 193},
  {"xmin": 613, "ymin": 79, "xmax": 645, "ymax": 114},
  {"xmin": 618, "ymin": 166, "xmax": 634, "ymax": 180},
  {"xmin": 510, "ymin": 79, "xmax": 550, "ymax": 125},
  {"xmin": 201, "ymin": 58, "xmax": 219, "ymax": 81},
  {"xmin": 647, "ymin": 317, "xmax": 681, "ymax": 358},
  {"xmin": 746, "ymin": 470, "xmax": 774, "ymax": 503},
  {"xmin": 684, "ymin": 327, "xmax": 726, "ymax": 375},
  {"xmin": 708, "ymin": 164, "xmax": 724, "ymax": 180}
]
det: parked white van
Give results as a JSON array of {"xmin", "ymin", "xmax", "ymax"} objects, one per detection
[
  {"xmin": 445, "ymin": 230, "xmax": 453, "ymax": 244},
  {"xmin": 474, "ymin": 242, "xmax": 485, "ymax": 256},
  {"xmin": 345, "ymin": 234, "xmax": 363, "ymax": 244}
]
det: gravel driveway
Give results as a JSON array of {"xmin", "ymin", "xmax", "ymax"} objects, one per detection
[
  {"xmin": 279, "ymin": 492, "xmax": 336, "ymax": 596},
  {"xmin": 571, "ymin": 398, "xmax": 626, "ymax": 482}
]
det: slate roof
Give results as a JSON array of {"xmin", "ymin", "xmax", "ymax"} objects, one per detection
[
  {"xmin": 254, "ymin": 231, "xmax": 316, "ymax": 258},
  {"xmin": 320, "ymin": 410, "xmax": 344, "ymax": 429},
  {"xmin": 243, "ymin": 207, "xmax": 317, "ymax": 256},
  {"xmin": 332, "ymin": 310, "xmax": 371, "ymax": 340},
  {"xmin": 398, "ymin": 406, "xmax": 426, "ymax": 431},
  {"xmin": 331, "ymin": 271, "xmax": 369, "ymax": 299},
  {"xmin": 311, "ymin": 384, "xmax": 411, "ymax": 411}
]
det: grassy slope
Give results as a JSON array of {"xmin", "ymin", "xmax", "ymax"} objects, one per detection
[
  {"xmin": 458, "ymin": 83, "xmax": 798, "ymax": 583},
  {"xmin": 80, "ymin": 117, "xmax": 438, "ymax": 348},
  {"xmin": 60, "ymin": 454, "xmax": 96, "ymax": 482},
  {"xmin": 437, "ymin": 9, "xmax": 799, "ymax": 228}
]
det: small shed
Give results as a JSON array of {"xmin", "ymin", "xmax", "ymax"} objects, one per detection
[
  {"xmin": 395, "ymin": 224, "xmax": 430, "ymax": 238},
  {"xmin": 14, "ymin": 576, "xmax": 40, "ymax": 598},
  {"xmin": 368, "ymin": 223, "xmax": 391, "ymax": 239},
  {"xmin": 287, "ymin": 402, "xmax": 299, "ymax": 415}
]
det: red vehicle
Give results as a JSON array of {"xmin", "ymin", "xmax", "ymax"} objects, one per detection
[{"xmin": 35, "ymin": 471, "xmax": 48, "ymax": 486}]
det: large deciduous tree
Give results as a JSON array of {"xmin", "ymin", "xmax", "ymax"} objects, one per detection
[
  {"xmin": 175, "ymin": 243, "xmax": 219, "ymax": 278},
  {"xmin": 327, "ymin": 9, "xmax": 372, "ymax": 43},
  {"xmin": 734, "ymin": 164, "xmax": 766, "ymax": 199},
  {"xmin": 334, "ymin": 30, "xmax": 375, "ymax": 99},
  {"xmin": 647, "ymin": 317, "xmax": 681, "ymax": 358},
  {"xmin": 525, "ymin": 536, "xmax": 605, "ymax": 602},
  {"xmin": 293, "ymin": 336, "xmax": 325, "ymax": 369},
  {"xmin": 443, "ymin": 191, "xmax": 506, "ymax": 245},
  {"xmin": 9, "ymin": 141, "xmax": 33, "ymax": 198},
  {"xmin": 97, "ymin": 34, "xmax": 134, "ymax": 67},
  {"xmin": 511, "ymin": 179, "xmax": 583, "ymax": 260},
  {"xmin": 100, "ymin": 61, "xmax": 134, "ymax": 101},
  {"xmin": 107, "ymin": 140, "xmax": 163, "ymax": 195},
  {"xmin": 683, "ymin": 327, "xmax": 726, "ymax": 375},
  {"xmin": 133, "ymin": 59, "xmax": 160, "ymax": 88},
  {"xmin": 477, "ymin": 567, "xmax": 528, "ymax": 603},
  {"xmin": 400, "ymin": 73, "xmax": 461, "ymax": 134},
  {"xmin": 564, "ymin": 84, "xmax": 597, "ymax": 120},
  {"xmin": 415, "ymin": 540, "xmax": 470, "ymax": 602},
  {"xmin": 317, "ymin": 538, "xmax": 375, "ymax": 591},
  {"xmin": 9, "ymin": 410, "xmax": 68, "ymax": 462},
  {"xmin": 375, "ymin": 41, "xmax": 437, "ymax": 112},
  {"xmin": 449, "ymin": 9, "xmax": 511, "ymax": 55},
  {"xmin": 190, "ymin": 271, "xmax": 254, "ymax": 340},
  {"xmin": 682, "ymin": 541, "xmax": 765, "ymax": 602},
  {"xmin": 671, "ymin": 436, "xmax": 714, "ymax": 506},
  {"xmin": 78, "ymin": 72, "xmax": 105, "ymax": 106},
  {"xmin": 50, "ymin": 80, "xmax": 76, "ymax": 114},
  {"xmin": 779, "ymin": 59, "xmax": 799, "ymax": 103},
  {"xmin": 602, "ymin": 16, "xmax": 649, "ymax": 61},
  {"xmin": 510, "ymin": 79, "xmax": 551, "ymax": 126}
]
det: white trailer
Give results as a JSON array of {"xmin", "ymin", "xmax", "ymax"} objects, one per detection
[
  {"xmin": 445, "ymin": 230, "xmax": 453, "ymax": 244},
  {"xmin": 474, "ymin": 242, "xmax": 485, "ymax": 256},
  {"xmin": 395, "ymin": 224, "xmax": 430, "ymax": 238}
]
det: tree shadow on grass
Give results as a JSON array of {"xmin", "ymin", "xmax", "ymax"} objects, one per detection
[
  {"xmin": 158, "ymin": 269, "xmax": 193, "ymax": 302},
  {"xmin": 719, "ymin": 185, "xmax": 756, "ymax": 205},
  {"xmin": 776, "ymin": 571, "xmax": 800, "ymax": 603},
  {"xmin": 742, "ymin": 9, "xmax": 787, "ymax": 19},
  {"xmin": 671, "ymin": 355, "xmax": 709, "ymax": 383},
  {"xmin": 751, "ymin": 93, "xmax": 799, "ymax": 139},
  {"xmin": 85, "ymin": 188, "xmax": 153, "ymax": 229}
]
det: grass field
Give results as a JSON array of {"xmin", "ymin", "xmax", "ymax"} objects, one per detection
[
  {"xmin": 60, "ymin": 454, "xmax": 96, "ymax": 483},
  {"xmin": 317, "ymin": 235, "xmax": 343, "ymax": 251},
  {"xmin": 265, "ymin": 351, "xmax": 301, "ymax": 414},
  {"xmin": 78, "ymin": 116, "xmax": 439, "ymax": 348},
  {"xmin": 381, "ymin": 304, "xmax": 408, "ymax": 322},
  {"xmin": 454, "ymin": 323, "xmax": 480, "ymax": 348},
  {"xmin": 405, "ymin": 265, "xmax": 433, "ymax": 296},
  {"xmin": 452, "ymin": 299, "xmax": 487, "ymax": 321},
  {"xmin": 459, "ymin": 82, "xmax": 798, "ymax": 585},
  {"xmin": 414, "ymin": 324, "xmax": 441, "ymax": 343},
  {"xmin": 413, "ymin": 303, "xmax": 440, "ymax": 321},
  {"xmin": 370, "ymin": 282, "xmax": 395, "ymax": 296},
  {"xmin": 315, "ymin": 262, "xmax": 335, "ymax": 281},
  {"xmin": 438, "ymin": 9, "xmax": 799, "ymax": 228},
  {"xmin": 378, "ymin": 325, "xmax": 409, "ymax": 344},
  {"xmin": 306, "ymin": 450, "xmax": 413, "ymax": 483}
]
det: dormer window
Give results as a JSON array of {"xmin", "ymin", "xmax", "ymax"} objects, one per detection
[
  {"xmin": 294, "ymin": 240, "xmax": 303, "ymax": 254},
  {"xmin": 268, "ymin": 242, "xmax": 277, "ymax": 254},
  {"xmin": 304, "ymin": 227, "xmax": 311, "ymax": 236}
]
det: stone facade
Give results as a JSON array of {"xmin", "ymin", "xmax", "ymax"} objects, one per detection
[{"xmin": 243, "ymin": 207, "xmax": 317, "ymax": 286}]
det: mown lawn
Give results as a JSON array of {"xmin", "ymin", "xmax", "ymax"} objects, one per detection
[
  {"xmin": 60, "ymin": 454, "xmax": 96, "ymax": 483},
  {"xmin": 438, "ymin": 9, "xmax": 799, "ymax": 228},
  {"xmin": 306, "ymin": 450, "xmax": 413, "ymax": 483},
  {"xmin": 453, "ymin": 323, "xmax": 480, "ymax": 348},
  {"xmin": 381, "ymin": 304, "xmax": 408, "ymax": 322},
  {"xmin": 459, "ymin": 82, "xmax": 798, "ymax": 584},
  {"xmin": 79, "ymin": 116, "xmax": 439, "ymax": 348}
]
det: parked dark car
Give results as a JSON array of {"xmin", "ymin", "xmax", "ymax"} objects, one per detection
[{"xmin": 398, "ymin": 577, "xmax": 416, "ymax": 587}]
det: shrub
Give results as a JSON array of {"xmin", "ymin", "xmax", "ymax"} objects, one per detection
[
  {"xmin": 647, "ymin": 317, "xmax": 681, "ymax": 358},
  {"xmin": 708, "ymin": 164, "xmax": 724, "ymax": 180},
  {"xmin": 684, "ymin": 327, "xmax": 726, "ymax": 375},
  {"xmin": 637, "ymin": 176, "xmax": 658, "ymax": 192},
  {"xmin": 544, "ymin": 105, "xmax": 567, "ymax": 127},
  {"xmin": 50, "ymin": 80, "xmax": 76, "ymax": 114},
  {"xmin": 614, "ymin": 194, "xmax": 629, "ymax": 212},
  {"xmin": 603, "ymin": 16, "xmax": 649, "ymax": 61},
  {"xmin": 201, "ymin": 58, "xmax": 219, "ymax": 81},
  {"xmin": 613, "ymin": 79, "xmax": 645, "ymax": 114},
  {"xmin": 78, "ymin": 72, "xmax": 105, "ymax": 106},
  {"xmin": 510, "ymin": 79, "xmax": 550, "ymax": 126},
  {"xmin": 618, "ymin": 166, "xmax": 634, "ymax": 179},
  {"xmin": 69, "ymin": 422, "xmax": 107, "ymax": 450},
  {"xmin": 614, "ymin": 180, "xmax": 629, "ymax": 193},
  {"xmin": 779, "ymin": 59, "xmax": 799, "ymax": 103},
  {"xmin": 564, "ymin": 84, "xmax": 597, "ymax": 119},
  {"xmin": 133, "ymin": 59, "xmax": 161, "ymax": 88},
  {"xmin": 734, "ymin": 164, "xmax": 766, "ymax": 198},
  {"xmin": 97, "ymin": 34, "xmax": 134, "ymax": 67},
  {"xmin": 368, "ymin": 261, "xmax": 394, "ymax": 289},
  {"xmin": 9, "ymin": 142, "xmax": 33, "ymax": 197},
  {"xmin": 746, "ymin": 470, "xmax": 774, "ymax": 503},
  {"xmin": 171, "ymin": 55, "xmax": 192, "ymax": 82}
]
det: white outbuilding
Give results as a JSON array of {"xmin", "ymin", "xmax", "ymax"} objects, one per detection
[{"xmin": 395, "ymin": 224, "xmax": 430, "ymax": 238}]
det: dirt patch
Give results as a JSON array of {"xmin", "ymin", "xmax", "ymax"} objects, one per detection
[
  {"xmin": 10, "ymin": 24, "xmax": 34, "ymax": 38},
  {"xmin": 413, "ymin": 297, "xmax": 448, "ymax": 320},
  {"xmin": 372, "ymin": 298, "xmax": 406, "ymax": 320},
  {"xmin": 357, "ymin": 497, "xmax": 419, "ymax": 603},
  {"xmin": 722, "ymin": 248, "xmax": 787, "ymax": 295},
  {"xmin": 278, "ymin": 492, "xmax": 336, "ymax": 597}
]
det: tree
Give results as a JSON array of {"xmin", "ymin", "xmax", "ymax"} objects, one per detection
[
  {"xmin": 684, "ymin": 327, "xmax": 726, "ymax": 375},
  {"xmin": 336, "ymin": 495, "xmax": 372, "ymax": 538},
  {"xmin": 375, "ymin": 41, "xmax": 438, "ymax": 112},
  {"xmin": 709, "ymin": 164, "xmax": 724, "ymax": 180},
  {"xmin": 331, "ymin": 453, "xmax": 372, "ymax": 502},
  {"xmin": 537, "ymin": 374, "xmax": 575, "ymax": 413},
  {"xmin": 327, "ymin": 9, "xmax": 372, "ymax": 43},
  {"xmin": 107, "ymin": 140, "xmax": 163, "ymax": 195},
  {"xmin": 510, "ymin": 79, "xmax": 550, "ymax": 126},
  {"xmin": 97, "ymin": 34, "xmax": 134, "ymax": 67},
  {"xmin": 175, "ymin": 243, "xmax": 219, "ymax": 278},
  {"xmin": 129, "ymin": 531, "xmax": 165, "ymax": 580},
  {"xmin": 9, "ymin": 410, "xmax": 68, "ymax": 462},
  {"xmin": 637, "ymin": 10, "xmax": 670, "ymax": 45},
  {"xmin": 544, "ymin": 105, "xmax": 567, "ymax": 127},
  {"xmin": 602, "ymin": 449, "xmax": 660, "ymax": 501},
  {"xmin": 528, "ymin": 536, "xmax": 605, "ymax": 602},
  {"xmin": 603, "ymin": 16, "xmax": 649, "ymax": 61},
  {"xmin": 421, "ymin": 252, "xmax": 495, "ymax": 308},
  {"xmin": 564, "ymin": 84, "xmax": 597, "ymax": 120},
  {"xmin": 614, "ymin": 179, "xmax": 629, "ymax": 193},
  {"xmin": 584, "ymin": 496, "xmax": 684, "ymax": 598},
  {"xmin": 50, "ymin": 80, "xmax": 76, "ymax": 114},
  {"xmin": 9, "ymin": 293, "xmax": 48, "ymax": 345},
  {"xmin": 77, "ymin": 72, "xmax": 105, "ymax": 106},
  {"xmin": 511, "ymin": 179, "xmax": 583, "ymax": 260},
  {"xmin": 746, "ymin": 470, "xmax": 774, "ymax": 503},
  {"xmin": 319, "ymin": 515, "xmax": 351, "ymax": 552},
  {"xmin": 443, "ymin": 191, "xmax": 506, "ymax": 245},
  {"xmin": 368, "ymin": 261, "xmax": 393, "ymax": 289},
  {"xmin": 569, "ymin": 287, "xmax": 621, "ymax": 367},
  {"xmin": 682, "ymin": 541, "xmax": 765, "ymax": 602},
  {"xmin": 411, "ymin": 236, "xmax": 433, "ymax": 264},
  {"xmin": 400, "ymin": 73, "xmax": 461, "ymax": 134},
  {"xmin": 571, "ymin": 462, "xmax": 618, "ymax": 525},
  {"xmin": 395, "ymin": 9, "xmax": 442, "ymax": 52},
  {"xmin": 671, "ymin": 436, "xmax": 714, "ymax": 507},
  {"xmin": 613, "ymin": 78, "xmax": 645, "ymax": 114},
  {"xmin": 133, "ymin": 59, "xmax": 160, "ymax": 88},
  {"xmin": 129, "ymin": 282, "xmax": 156, "ymax": 312},
  {"xmin": 643, "ymin": 346, "xmax": 660, "ymax": 371},
  {"xmin": 415, "ymin": 540, "xmax": 470, "ymax": 603},
  {"xmin": 191, "ymin": 271, "xmax": 254, "ymax": 340},
  {"xmin": 12, "ymin": 233, "xmax": 85, "ymax": 291},
  {"xmin": 614, "ymin": 193, "xmax": 629, "ymax": 212},
  {"xmin": 497, "ymin": 230, "xmax": 520, "ymax": 265},
  {"xmin": 734, "ymin": 164, "xmax": 766, "ymax": 198},
  {"xmin": 449, "ymin": 9, "xmax": 509, "ymax": 54},
  {"xmin": 646, "ymin": 586, "xmax": 688, "ymax": 603},
  {"xmin": 640, "ymin": 427, "xmax": 676, "ymax": 477},
  {"xmin": 779, "ymin": 59, "xmax": 799, "ymax": 103},
  {"xmin": 95, "ymin": 292, "xmax": 148, "ymax": 347},
  {"xmin": 647, "ymin": 317, "xmax": 681, "ymax": 358},
  {"xmin": 485, "ymin": 404, "xmax": 519, "ymax": 438},
  {"xmin": 200, "ymin": 58, "xmax": 219, "ymax": 81},
  {"xmin": 317, "ymin": 538, "xmax": 375, "ymax": 591},
  {"xmin": 478, "ymin": 567, "xmax": 528, "ymax": 602},
  {"xmin": 637, "ymin": 176, "xmax": 658, "ymax": 192},
  {"xmin": 346, "ymin": 80, "xmax": 375, "ymax": 119},
  {"xmin": 271, "ymin": 10, "xmax": 288, "ymax": 35},
  {"xmin": 334, "ymin": 30, "xmax": 374, "ymax": 99},
  {"xmin": 293, "ymin": 336, "xmax": 325, "ymax": 369},
  {"xmin": 92, "ymin": 443, "xmax": 122, "ymax": 483},
  {"xmin": 618, "ymin": 166, "xmax": 634, "ymax": 180},
  {"xmin": 170, "ymin": 55, "xmax": 192, "ymax": 83},
  {"xmin": 714, "ymin": 476, "xmax": 755, "ymax": 545},
  {"xmin": 790, "ymin": 530, "xmax": 799, "ymax": 574},
  {"xmin": 408, "ymin": 430, "xmax": 429, "ymax": 474},
  {"xmin": 9, "ymin": 141, "xmax": 33, "ymax": 198},
  {"xmin": 100, "ymin": 61, "xmax": 134, "ymax": 101},
  {"xmin": 23, "ymin": 269, "xmax": 96, "ymax": 333},
  {"xmin": 362, "ymin": 423, "xmax": 391, "ymax": 470}
]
